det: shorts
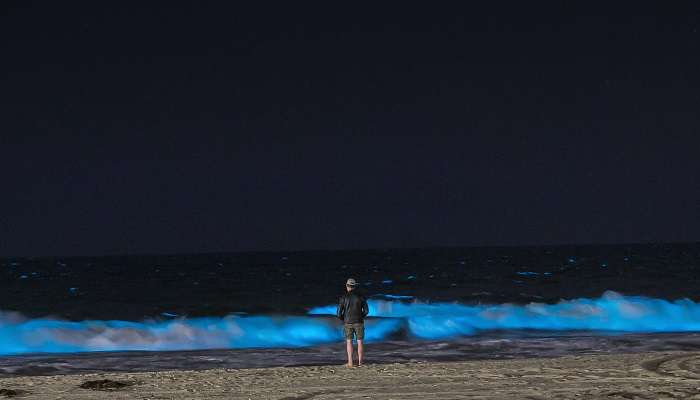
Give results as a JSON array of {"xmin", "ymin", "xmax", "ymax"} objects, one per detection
[{"xmin": 343, "ymin": 323, "xmax": 365, "ymax": 340}]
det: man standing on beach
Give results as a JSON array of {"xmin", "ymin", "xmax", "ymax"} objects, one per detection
[{"xmin": 337, "ymin": 278, "xmax": 369, "ymax": 367}]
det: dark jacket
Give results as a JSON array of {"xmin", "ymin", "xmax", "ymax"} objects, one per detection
[{"xmin": 337, "ymin": 290, "xmax": 369, "ymax": 324}]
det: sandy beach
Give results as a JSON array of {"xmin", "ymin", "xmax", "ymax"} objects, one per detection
[{"xmin": 2, "ymin": 351, "xmax": 700, "ymax": 399}]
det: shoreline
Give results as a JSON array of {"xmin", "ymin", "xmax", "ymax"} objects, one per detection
[
  {"xmin": 6, "ymin": 331, "xmax": 700, "ymax": 377},
  {"xmin": 2, "ymin": 351, "xmax": 700, "ymax": 399}
]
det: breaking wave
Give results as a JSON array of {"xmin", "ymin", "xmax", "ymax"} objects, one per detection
[{"xmin": 3, "ymin": 291, "xmax": 700, "ymax": 355}]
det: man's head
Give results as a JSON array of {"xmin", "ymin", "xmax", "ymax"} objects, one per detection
[{"xmin": 345, "ymin": 278, "xmax": 358, "ymax": 291}]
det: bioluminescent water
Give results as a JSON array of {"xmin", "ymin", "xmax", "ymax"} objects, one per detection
[
  {"xmin": 3, "ymin": 291, "xmax": 700, "ymax": 356},
  {"xmin": 310, "ymin": 291, "xmax": 700, "ymax": 338}
]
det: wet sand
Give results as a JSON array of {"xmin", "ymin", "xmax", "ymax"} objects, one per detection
[{"xmin": 2, "ymin": 351, "xmax": 700, "ymax": 399}]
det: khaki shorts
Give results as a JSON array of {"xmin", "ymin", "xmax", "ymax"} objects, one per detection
[{"xmin": 343, "ymin": 323, "xmax": 365, "ymax": 340}]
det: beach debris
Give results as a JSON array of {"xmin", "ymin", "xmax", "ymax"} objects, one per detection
[
  {"xmin": 0, "ymin": 389, "xmax": 22, "ymax": 398},
  {"xmin": 407, "ymin": 275, "xmax": 416, "ymax": 280},
  {"xmin": 79, "ymin": 379, "xmax": 133, "ymax": 391}
]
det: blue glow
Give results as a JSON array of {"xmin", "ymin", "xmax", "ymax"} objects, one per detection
[
  {"xmin": 374, "ymin": 294, "xmax": 414, "ymax": 300},
  {"xmin": 0, "ymin": 311, "xmax": 401, "ymax": 356},
  {"xmin": 310, "ymin": 291, "xmax": 700, "ymax": 338},
  {"xmin": 4, "ymin": 292, "xmax": 700, "ymax": 355}
]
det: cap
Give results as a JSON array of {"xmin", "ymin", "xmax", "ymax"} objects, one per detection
[{"xmin": 346, "ymin": 278, "xmax": 358, "ymax": 287}]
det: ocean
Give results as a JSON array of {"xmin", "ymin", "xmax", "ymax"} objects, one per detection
[{"xmin": 1, "ymin": 242, "xmax": 699, "ymax": 375}]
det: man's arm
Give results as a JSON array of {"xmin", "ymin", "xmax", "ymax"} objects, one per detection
[
  {"xmin": 362, "ymin": 297, "xmax": 369, "ymax": 318},
  {"xmin": 336, "ymin": 295, "xmax": 345, "ymax": 320}
]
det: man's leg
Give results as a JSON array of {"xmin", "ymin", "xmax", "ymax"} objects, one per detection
[
  {"xmin": 343, "ymin": 325, "xmax": 354, "ymax": 367},
  {"xmin": 356, "ymin": 323, "xmax": 365, "ymax": 366},
  {"xmin": 357, "ymin": 340, "xmax": 363, "ymax": 366},
  {"xmin": 345, "ymin": 339, "xmax": 354, "ymax": 367}
]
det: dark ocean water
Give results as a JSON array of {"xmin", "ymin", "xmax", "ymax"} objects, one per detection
[{"xmin": 1, "ymin": 242, "xmax": 699, "ymax": 375}]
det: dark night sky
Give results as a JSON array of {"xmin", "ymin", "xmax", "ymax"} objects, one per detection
[{"xmin": 1, "ymin": 2, "xmax": 699, "ymax": 257}]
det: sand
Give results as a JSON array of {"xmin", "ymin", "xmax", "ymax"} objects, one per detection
[{"xmin": 2, "ymin": 351, "xmax": 700, "ymax": 399}]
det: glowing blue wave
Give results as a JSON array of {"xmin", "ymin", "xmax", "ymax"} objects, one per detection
[
  {"xmin": 0, "ymin": 311, "xmax": 401, "ymax": 356},
  {"xmin": 311, "ymin": 291, "xmax": 700, "ymax": 338},
  {"xmin": 2, "ymin": 292, "xmax": 700, "ymax": 355}
]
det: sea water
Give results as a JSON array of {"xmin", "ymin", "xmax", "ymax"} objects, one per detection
[{"xmin": 1, "ymin": 243, "xmax": 699, "ymax": 374}]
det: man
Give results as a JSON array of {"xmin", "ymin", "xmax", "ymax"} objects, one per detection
[{"xmin": 337, "ymin": 278, "xmax": 369, "ymax": 367}]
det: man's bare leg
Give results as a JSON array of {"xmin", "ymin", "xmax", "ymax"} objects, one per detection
[
  {"xmin": 357, "ymin": 340, "xmax": 364, "ymax": 366},
  {"xmin": 345, "ymin": 339, "xmax": 354, "ymax": 367}
]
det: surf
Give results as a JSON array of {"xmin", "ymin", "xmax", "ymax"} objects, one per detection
[{"xmin": 2, "ymin": 291, "xmax": 700, "ymax": 355}]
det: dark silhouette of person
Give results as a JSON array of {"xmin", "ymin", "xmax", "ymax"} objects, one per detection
[{"xmin": 337, "ymin": 278, "xmax": 369, "ymax": 367}]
